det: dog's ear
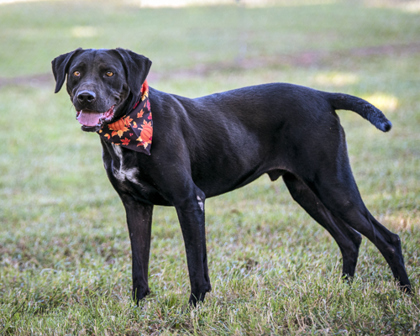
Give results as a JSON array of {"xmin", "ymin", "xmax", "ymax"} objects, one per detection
[
  {"xmin": 114, "ymin": 48, "xmax": 152, "ymax": 95},
  {"xmin": 51, "ymin": 48, "xmax": 82, "ymax": 93}
]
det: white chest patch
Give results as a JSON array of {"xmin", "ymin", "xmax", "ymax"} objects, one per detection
[{"xmin": 111, "ymin": 144, "xmax": 141, "ymax": 185}]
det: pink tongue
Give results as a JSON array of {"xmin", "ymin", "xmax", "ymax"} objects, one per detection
[{"xmin": 77, "ymin": 111, "xmax": 103, "ymax": 127}]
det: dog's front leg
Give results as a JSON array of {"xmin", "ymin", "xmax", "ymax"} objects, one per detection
[
  {"xmin": 175, "ymin": 191, "xmax": 211, "ymax": 306},
  {"xmin": 120, "ymin": 195, "xmax": 153, "ymax": 304}
]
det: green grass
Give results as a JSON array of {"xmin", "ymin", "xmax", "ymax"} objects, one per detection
[{"xmin": 0, "ymin": 0, "xmax": 419, "ymax": 334}]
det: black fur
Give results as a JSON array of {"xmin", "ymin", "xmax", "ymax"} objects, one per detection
[{"xmin": 52, "ymin": 48, "xmax": 411, "ymax": 306}]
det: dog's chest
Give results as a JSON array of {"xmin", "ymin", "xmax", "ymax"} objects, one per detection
[
  {"xmin": 101, "ymin": 141, "xmax": 171, "ymax": 205},
  {"xmin": 107, "ymin": 144, "xmax": 141, "ymax": 185}
]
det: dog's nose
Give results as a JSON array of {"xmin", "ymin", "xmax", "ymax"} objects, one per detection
[{"xmin": 77, "ymin": 90, "xmax": 96, "ymax": 105}]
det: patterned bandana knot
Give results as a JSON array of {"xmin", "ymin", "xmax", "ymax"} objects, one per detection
[{"xmin": 98, "ymin": 81, "xmax": 152, "ymax": 155}]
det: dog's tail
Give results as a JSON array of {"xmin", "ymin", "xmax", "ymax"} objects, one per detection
[{"xmin": 325, "ymin": 93, "xmax": 392, "ymax": 132}]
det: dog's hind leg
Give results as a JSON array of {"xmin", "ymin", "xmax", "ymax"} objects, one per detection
[
  {"xmin": 282, "ymin": 173, "xmax": 362, "ymax": 280},
  {"xmin": 302, "ymin": 164, "xmax": 411, "ymax": 292}
]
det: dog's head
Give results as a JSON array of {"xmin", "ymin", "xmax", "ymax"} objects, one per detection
[{"xmin": 52, "ymin": 48, "xmax": 152, "ymax": 132}]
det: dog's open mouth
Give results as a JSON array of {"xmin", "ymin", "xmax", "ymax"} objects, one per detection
[{"xmin": 76, "ymin": 105, "xmax": 115, "ymax": 132}]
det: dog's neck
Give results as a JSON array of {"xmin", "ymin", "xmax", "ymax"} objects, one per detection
[
  {"xmin": 98, "ymin": 81, "xmax": 153, "ymax": 155},
  {"xmin": 120, "ymin": 81, "xmax": 149, "ymax": 116}
]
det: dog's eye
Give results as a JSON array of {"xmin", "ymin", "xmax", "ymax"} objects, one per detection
[
  {"xmin": 73, "ymin": 71, "xmax": 81, "ymax": 77},
  {"xmin": 105, "ymin": 71, "xmax": 114, "ymax": 77}
]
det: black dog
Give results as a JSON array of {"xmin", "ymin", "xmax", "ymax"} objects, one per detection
[{"xmin": 52, "ymin": 48, "xmax": 411, "ymax": 305}]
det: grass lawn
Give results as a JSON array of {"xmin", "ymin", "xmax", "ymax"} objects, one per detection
[{"xmin": 0, "ymin": 0, "xmax": 419, "ymax": 334}]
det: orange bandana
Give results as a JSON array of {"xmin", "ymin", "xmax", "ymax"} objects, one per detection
[{"xmin": 98, "ymin": 81, "xmax": 152, "ymax": 155}]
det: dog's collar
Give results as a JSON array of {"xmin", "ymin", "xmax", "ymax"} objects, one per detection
[{"xmin": 98, "ymin": 80, "xmax": 152, "ymax": 155}]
